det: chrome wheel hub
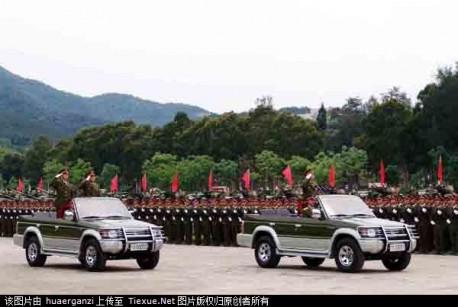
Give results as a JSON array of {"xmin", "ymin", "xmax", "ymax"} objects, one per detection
[
  {"xmin": 28, "ymin": 243, "xmax": 38, "ymax": 261},
  {"xmin": 85, "ymin": 246, "xmax": 97, "ymax": 267},
  {"xmin": 258, "ymin": 242, "xmax": 271, "ymax": 262},
  {"xmin": 338, "ymin": 245, "xmax": 354, "ymax": 267}
]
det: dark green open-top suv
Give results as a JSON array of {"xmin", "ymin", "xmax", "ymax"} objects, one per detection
[
  {"xmin": 13, "ymin": 197, "xmax": 165, "ymax": 271},
  {"xmin": 237, "ymin": 195, "xmax": 417, "ymax": 273}
]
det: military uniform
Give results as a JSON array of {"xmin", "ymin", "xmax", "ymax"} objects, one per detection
[
  {"xmin": 79, "ymin": 180, "xmax": 101, "ymax": 197},
  {"xmin": 50, "ymin": 176, "xmax": 77, "ymax": 217}
]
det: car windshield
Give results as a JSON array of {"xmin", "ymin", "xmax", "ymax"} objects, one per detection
[
  {"xmin": 74, "ymin": 197, "xmax": 132, "ymax": 220},
  {"xmin": 318, "ymin": 195, "xmax": 375, "ymax": 219}
]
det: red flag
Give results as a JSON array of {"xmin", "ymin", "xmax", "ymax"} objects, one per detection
[
  {"xmin": 281, "ymin": 165, "xmax": 293, "ymax": 186},
  {"xmin": 329, "ymin": 164, "xmax": 335, "ymax": 187},
  {"xmin": 110, "ymin": 174, "xmax": 118, "ymax": 192},
  {"xmin": 37, "ymin": 176, "xmax": 43, "ymax": 190},
  {"xmin": 379, "ymin": 159, "xmax": 385, "ymax": 185},
  {"xmin": 241, "ymin": 169, "xmax": 250, "ymax": 190},
  {"xmin": 171, "ymin": 171, "xmax": 179, "ymax": 192},
  {"xmin": 208, "ymin": 169, "xmax": 213, "ymax": 190},
  {"xmin": 16, "ymin": 177, "xmax": 24, "ymax": 192},
  {"xmin": 141, "ymin": 173, "xmax": 147, "ymax": 192},
  {"xmin": 437, "ymin": 156, "xmax": 443, "ymax": 184}
]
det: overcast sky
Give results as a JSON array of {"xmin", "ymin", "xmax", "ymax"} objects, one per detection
[{"xmin": 1, "ymin": 0, "xmax": 457, "ymax": 113}]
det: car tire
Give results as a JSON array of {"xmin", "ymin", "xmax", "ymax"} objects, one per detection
[
  {"xmin": 302, "ymin": 257, "xmax": 325, "ymax": 268},
  {"xmin": 334, "ymin": 237, "xmax": 364, "ymax": 273},
  {"xmin": 136, "ymin": 251, "xmax": 160, "ymax": 270},
  {"xmin": 254, "ymin": 236, "xmax": 280, "ymax": 268},
  {"xmin": 381, "ymin": 252, "xmax": 411, "ymax": 271},
  {"xmin": 82, "ymin": 239, "xmax": 106, "ymax": 272},
  {"xmin": 25, "ymin": 236, "xmax": 47, "ymax": 267}
]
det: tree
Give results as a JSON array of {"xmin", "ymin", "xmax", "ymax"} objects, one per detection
[
  {"xmin": 23, "ymin": 136, "xmax": 52, "ymax": 186},
  {"xmin": 142, "ymin": 153, "xmax": 178, "ymax": 190},
  {"xmin": 99, "ymin": 163, "xmax": 121, "ymax": 190},
  {"xmin": 7, "ymin": 176, "xmax": 18, "ymax": 190},
  {"xmin": 326, "ymin": 97, "xmax": 366, "ymax": 151},
  {"xmin": 362, "ymin": 89, "xmax": 413, "ymax": 182},
  {"xmin": 255, "ymin": 95, "xmax": 274, "ymax": 108},
  {"xmin": 385, "ymin": 165, "xmax": 400, "ymax": 186},
  {"xmin": 215, "ymin": 159, "xmax": 238, "ymax": 188},
  {"xmin": 43, "ymin": 159, "xmax": 65, "ymax": 188},
  {"xmin": 69, "ymin": 159, "xmax": 92, "ymax": 184},
  {"xmin": 412, "ymin": 65, "xmax": 458, "ymax": 170},
  {"xmin": 310, "ymin": 151, "xmax": 334, "ymax": 184},
  {"xmin": 0, "ymin": 153, "xmax": 24, "ymax": 181},
  {"xmin": 255, "ymin": 150, "xmax": 285, "ymax": 189},
  {"xmin": 316, "ymin": 103, "xmax": 327, "ymax": 130},
  {"xmin": 333, "ymin": 146, "xmax": 368, "ymax": 186},
  {"xmin": 287, "ymin": 156, "xmax": 311, "ymax": 184}
]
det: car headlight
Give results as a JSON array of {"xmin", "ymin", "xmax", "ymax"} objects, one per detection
[
  {"xmin": 150, "ymin": 228, "xmax": 162, "ymax": 237},
  {"xmin": 358, "ymin": 227, "xmax": 381, "ymax": 238},
  {"xmin": 99, "ymin": 228, "xmax": 122, "ymax": 239}
]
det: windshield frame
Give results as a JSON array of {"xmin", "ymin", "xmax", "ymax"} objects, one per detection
[
  {"xmin": 73, "ymin": 197, "xmax": 133, "ymax": 221},
  {"xmin": 316, "ymin": 195, "xmax": 375, "ymax": 220}
]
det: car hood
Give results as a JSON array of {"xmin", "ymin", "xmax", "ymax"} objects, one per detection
[
  {"xmin": 339, "ymin": 217, "xmax": 406, "ymax": 227},
  {"xmin": 83, "ymin": 218, "xmax": 160, "ymax": 229}
]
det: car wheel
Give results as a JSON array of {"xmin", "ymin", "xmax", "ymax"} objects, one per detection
[
  {"xmin": 25, "ymin": 236, "xmax": 47, "ymax": 267},
  {"xmin": 82, "ymin": 239, "xmax": 106, "ymax": 272},
  {"xmin": 136, "ymin": 251, "xmax": 160, "ymax": 270},
  {"xmin": 302, "ymin": 257, "xmax": 325, "ymax": 268},
  {"xmin": 254, "ymin": 236, "xmax": 280, "ymax": 268},
  {"xmin": 334, "ymin": 238, "xmax": 364, "ymax": 273},
  {"xmin": 381, "ymin": 252, "xmax": 411, "ymax": 271}
]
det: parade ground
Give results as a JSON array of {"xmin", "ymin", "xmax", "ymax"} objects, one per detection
[{"xmin": 1, "ymin": 238, "xmax": 457, "ymax": 295}]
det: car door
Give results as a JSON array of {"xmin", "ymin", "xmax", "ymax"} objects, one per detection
[
  {"xmin": 288, "ymin": 216, "xmax": 337, "ymax": 251},
  {"xmin": 270, "ymin": 216, "xmax": 298, "ymax": 250},
  {"xmin": 53, "ymin": 220, "xmax": 84, "ymax": 253}
]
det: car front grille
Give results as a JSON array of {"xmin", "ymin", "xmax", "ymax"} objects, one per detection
[
  {"xmin": 124, "ymin": 228, "xmax": 152, "ymax": 242},
  {"xmin": 383, "ymin": 227, "xmax": 410, "ymax": 241}
]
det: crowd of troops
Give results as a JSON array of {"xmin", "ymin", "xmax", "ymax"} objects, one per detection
[{"xmin": 1, "ymin": 179, "xmax": 458, "ymax": 255}]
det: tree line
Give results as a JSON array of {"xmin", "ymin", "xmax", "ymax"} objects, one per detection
[{"xmin": 1, "ymin": 64, "xmax": 458, "ymax": 191}]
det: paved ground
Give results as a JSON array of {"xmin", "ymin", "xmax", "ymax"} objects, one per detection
[{"xmin": 1, "ymin": 238, "xmax": 457, "ymax": 294}]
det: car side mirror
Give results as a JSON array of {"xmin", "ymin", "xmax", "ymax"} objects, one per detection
[
  {"xmin": 63, "ymin": 210, "xmax": 74, "ymax": 221},
  {"xmin": 311, "ymin": 208, "xmax": 321, "ymax": 219}
]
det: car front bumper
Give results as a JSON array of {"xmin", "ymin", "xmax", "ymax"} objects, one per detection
[
  {"xmin": 359, "ymin": 238, "xmax": 417, "ymax": 254},
  {"xmin": 100, "ymin": 238, "xmax": 165, "ymax": 254}
]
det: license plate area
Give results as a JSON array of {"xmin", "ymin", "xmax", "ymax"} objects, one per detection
[
  {"xmin": 130, "ymin": 243, "xmax": 149, "ymax": 251},
  {"xmin": 389, "ymin": 243, "xmax": 405, "ymax": 252}
]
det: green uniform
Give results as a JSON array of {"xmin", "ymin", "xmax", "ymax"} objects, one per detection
[
  {"xmin": 50, "ymin": 177, "xmax": 77, "ymax": 210},
  {"xmin": 79, "ymin": 181, "xmax": 101, "ymax": 197},
  {"xmin": 302, "ymin": 180, "xmax": 316, "ymax": 199}
]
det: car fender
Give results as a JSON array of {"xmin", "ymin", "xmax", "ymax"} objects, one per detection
[
  {"xmin": 251, "ymin": 225, "xmax": 281, "ymax": 248},
  {"xmin": 328, "ymin": 228, "xmax": 360, "ymax": 255},
  {"xmin": 23, "ymin": 226, "xmax": 45, "ymax": 250},
  {"xmin": 78, "ymin": 229, "xmax": 103, "ymax": 255}
]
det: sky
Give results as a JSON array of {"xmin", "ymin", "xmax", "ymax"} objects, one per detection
[{"xmin": 1, "ymin": 0, "xmax": 457, "ymax": 114}]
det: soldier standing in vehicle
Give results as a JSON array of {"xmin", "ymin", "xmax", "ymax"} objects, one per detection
[
  {"xmin": 79, "ymin": 169, "xmax": 101, "ymax": 197},
  {"xmin": 301, "ymin": 170, "xmax": 317, "ymax": 217},
  {"xmin": 50, "ymin": 168, "xmax": 77, "ymax": 218}
]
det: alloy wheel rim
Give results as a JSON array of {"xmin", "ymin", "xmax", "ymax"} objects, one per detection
[
  {"xmin": 85, "ymin": 246, "xmax": 97, "ymax": 267},
  {"xmin": 28, "ymin": 243, "xmax": 38, "ymax": 261},
  {"xmin": 258, "ymin": 242, "xmax": 271, "ymax": 262},
  {"xmin": 338, "ymin": 245, "xmax": 354, "ymax": 266}
]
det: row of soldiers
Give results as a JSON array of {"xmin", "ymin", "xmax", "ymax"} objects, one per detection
[
  {"xmin": 1, "ymin": 192, "xmax": 458, "ymax": 255},
  {"xmin": 365, "ymin": 194, "xmax": 458, "ymax": 255}
]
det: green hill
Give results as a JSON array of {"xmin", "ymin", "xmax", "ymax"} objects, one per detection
[{"xmin": 0, "ymin": 66, "xmax": 213, "ymax": 146}]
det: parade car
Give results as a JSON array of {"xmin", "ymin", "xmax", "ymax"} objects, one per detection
[
  {"xmin": 237, "ymin": 195, "xmax": 417, "ymax": 273},
  {"xmin": 13, "ymin": 197, "xmax": 166, "ymax": 271}
]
